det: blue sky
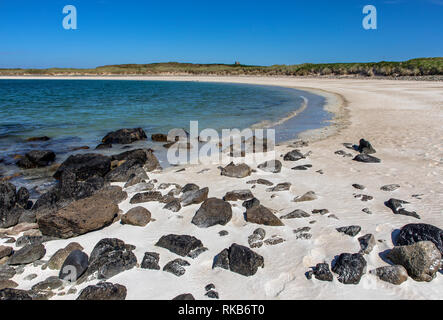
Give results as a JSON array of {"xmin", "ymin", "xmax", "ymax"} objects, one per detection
[{"xmin": 0, "ymin": 0, "xmax": 442, "ymax": 68}]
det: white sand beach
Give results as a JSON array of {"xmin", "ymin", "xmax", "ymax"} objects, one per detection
[{"xmin": 1, "ymin": 76, "xmax": 442, "ymax": 300}]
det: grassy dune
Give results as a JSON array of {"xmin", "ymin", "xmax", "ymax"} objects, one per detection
[{"xmin": 1, "ymin": 58, "xmax": 442, "ymax": 77}]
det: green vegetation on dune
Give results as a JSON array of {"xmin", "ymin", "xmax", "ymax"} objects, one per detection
[{"xmin": 1, "ymin": 58, "xmax": 442, "ymax": 77}]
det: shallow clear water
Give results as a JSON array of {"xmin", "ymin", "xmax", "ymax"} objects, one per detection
[{"xmin": 0, "ymin": 79, "xmax": 329, "ymax": 192}]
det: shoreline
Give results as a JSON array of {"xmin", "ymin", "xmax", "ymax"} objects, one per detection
[{"xmin": 0, "ymin": 75, "xmax": 349, "ymax": 146}]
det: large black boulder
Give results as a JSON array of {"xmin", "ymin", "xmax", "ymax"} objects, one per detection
[
  {"xmin": 0, "ymin": 182, "xmax": 28, "ymax": 228},
  {"xmin": 77, "ymin": 282, "xmax": 127, "ymax": 300},
  {"xmin": 83, "ymin": 238, "xmax": 137, "ymax": 280},
  {"xmin": 396, "ymin": 223, "xmax": 443, "ymax": 256},
  {"xmin": 32, "ymin": 170, "xmax": 105, "ymax": 214},
  {"xmin": 110, "ymin": 149, "xmax": 161, "ymax": 172},
  {"xmin": 54, "ymin": 153, "xmax": 111, "ymax": 180},
  {"xmin": 0, "ymin": 182, "xmax": 16, "ymax": 210},
  {"xmin": 353, "ymin": 154, "xmax": 381, "ymax": 163},
  {"xmin": 102, "ymin": 128, "xmax": 147, "ymax": 145},
  {"xmin": 357, "ymin": 139, "xmax": 376, "ymax": 154},
  {"xmin": 191, "ymin": 198, "xmax": 232, "ymax": 228},
  {"xmin": 332, "ymin": 253, "xmax": 367, "ymax": 284},
  {"xmin": 59, "ymin": 250, "xmax": 89, "ymax": 282},
  {"xmin": 213, "ymin": 243, "xmax": 264, "ymax": 276},
  {"xmin": 0, "ymin": 288, "xmax": 33, "ymax": 300},
  {"xmin": 155, "ymin": 234, "xmax": 203, "ymax": 257},
  {"xmin": 385, "ymin": 199, "xmax": 420, "ymax": 219},
  {"xmin": 16, "ymin": 150, "xmax": 56, "ymax": 169}
]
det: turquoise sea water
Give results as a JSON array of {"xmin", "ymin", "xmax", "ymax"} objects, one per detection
[{"xmin": 0, "ymin": 79, "xmax": 329, "ymax": 192}]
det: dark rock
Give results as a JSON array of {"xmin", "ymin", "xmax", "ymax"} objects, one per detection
[
  {"xmin": 312, "ymin": 263, "xmax": 333, "ymax": 282},
  {"xmin": 102, "ymin": 128, "xmax": 147, "ymax": 145},
  {"xmin": 0, "ymin": 288, "xmax": 32, "ymax": 300},
  {"xmin": 220, "ymin": 162, "xmax": 251, "ymax": 178},
  {"xmin": 84, "ymin": 238, "xmax": 137, "ymax": 280},
  {"xmin": 257, "ymin": 160, "xmax": 282, "ymax": 173},
  {"xmin": 181, "ymin": 183, "xmax": 199, "ymax": 194},
  {"xmin": 292, "ymin": 164, "xmax": 312, "ymax": 170},
  {"xmin": 26, "ymin": 136, "xmax": 50, "ymax": 142},
  {"xmin": 187, "ymin": 247, "xmax": 208, "ymax": 259},
  {"xmin": 386, "ymin": 241, "xmax": 441, "ymax": 282},
  {"xmin": 213, "ymin": 243, "xmax": 264, "ymax": 277},
  {"xmin": 130, "ymin": 191, "xmax": 163, "ymax": 204},
  {"xmin": 77, "ymin": 282, "xmax": 127, "ymax": 300},
  {"xmin": 381, "ymin": 184, "xmax": 400, "ymax": 191},
  {"xmin": 0, "ymin": 182, "xmax": 16, "ymax": 210},
  {"xmin": 354, "ymin": 194, "xmax": 373, "ymax": 201},
  {"xmin": 16, "ymin": 150, "xmax": 56, "ymax": 169},
  {"xmin": 0, "ymin": 206, "xmax": 23, "ymax": 228},
  {"xmin": 95, "ymin": 143, "xmax": 112, "ymax": 150},
  {"xmin": 283, "ymin": 149, "xmax": 305, "ymax": 161},
  {"xmin": 0, "ymin": 246, "xmax": 13, "ymax": 259},
  {"xmin": 0, "ymin": 280, "xmax": 18, "ymax": 290},
  {"xmin": 266, "ymin": 182, "xmax": 291, "ymax": 192},
  {"xmin": 242, "ymin": 197, "xmax": 260, "ymax": 210},
  {"xmin": 212, "ymin": 249, "xmax": 230, "ymax": 270},
  {"xmin": 54, "ymin": 154, "xmax": 111, "ymax": 180},
  {"xmin": 140, "ymin": 252, "xmax": 160, "ymax": 270},
  {"xmin": 172, "ymin": 293, "xmax": 195, "ymax": 300},
  {"xmin": 37, "ymin": 189, "xmax": 120, "ymax": 238},
  {"xmin": 223, "ymin": 189, "xmax": 254, "ymax": 201},
  {"xmin": 15, "ymin": 235, "xmax": 44, "ymax": 247},
  {"xmin": 121, "ymin": 207, "xmax": 151, "ymax": 227},
  {"xmin": 358, "ymin": 234, "xmax": 376, "ymax": 254},
  {"xmin": 396, "ymin": 223, "xmax": 443, "ymax": 255},
  {"xmin": 155, "ymin": 234, "xmax": 203, "ymax": 257},
  {"xmin": 312, "ymin": 209, "xmax": 329, "ymax": 215},
  {"xmin": 336, "ymin": 225, "xmax": 361, "ymax": 237},
  {"xmin": 33, "ymin": 171, "xmax": 106, "ymax": 215},
  {"xmin": 248, "ymin": 228, "xmax": 266, "ymax": 248},
  {"xmin": 192, "ymin": 198, "xmax": 232, "ymax": 228},
  {"xmin": 370, "ymin": 265, "xmax": 408, "ymax": 285},
  {"xmin": 105, "ymin": 160, "xmax": 145, "ymax": 182},
  {"xmin": 362, "ymin": 208, "xmax": 372, "ymax": 215},
  {"xmin": 245, "ymin": 205, "xmax": 283, "ymax": 226},
  {"xmin": 253, "ymin": 228, "xmax": 266, "ymax": 240},
  {"xmin": 59, "ymin": 250, "xmax": 89, "ymax": 282},
  {"xmin": 332, "ymin": 253, "xmax": 367, "ymax": 284},
  {"xmin": 264, "ymin": 236, "xmax": 285, "ymax": 246},
  {"xmin": 246, "ymin": 179, "xmax": 273, "ymax": 186},
  {"xmin": 111, "ymin": 148, "xmax": 161, "ymax": 172},
  {"xmin": 0, "ymin": 265, "xmax": 16, "ymax": 281},
  {"xmin": 16, "ymin": 187, "xmax": 30, "ymax": 208},
  {"xmin": 181, "ymin": 187, "xmax": 209, "ymax": 206},
  {"xmin": 205, "ymin": 283, "xmax": 215, "ymax": 291},
  {"xmin": 151, "ymin": 133, "xmax": 169, "ymax": 142},
  {"xmin": 385, "ymin": 198, "xmax": 420, "ymax": 219},
  {"xmin": 163, "ymin": 199, "xmax": 181, "ymax": 212},
  {"xmin": 352, "ymin": 184, "xmax": 366, "ymax": 190},
  {"xmin": 205, "ymin": 290, "xmax": 219, "ymax": 299},
  {"xmin": 163, "ymin": 258, "xmax": 190, "ymax": 276},
  {"xmin": 353, "ymin": 154, "xmax": 381, "ymax": 163},
  {"xmin": 280, "ymin": 209, "xmax": 310, "ymax": 219},
  {"xmin": 334, "ymin": 150, "xmax": 353, "ymax": 157},
  {"xmin": 124, "ymin": 175, "xmax": 146, "ymax": 188},
  {"xmin": 293, "ymin": 191, "xmax": 317, "ymax": 202},
  {"xmin": 357, "ymin": 139, "xmax": 376, "ymax": 154},
  {"xmin": 32, "ymin": 276, "xmax": 63, "ymax": 291},
  {"xmin": 8, "ymin": 244, "xmax": 46, "ymax": 265},
  {"xmin": 219, "ymin": 230, "xmax": 229, "ymax": 237}
]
